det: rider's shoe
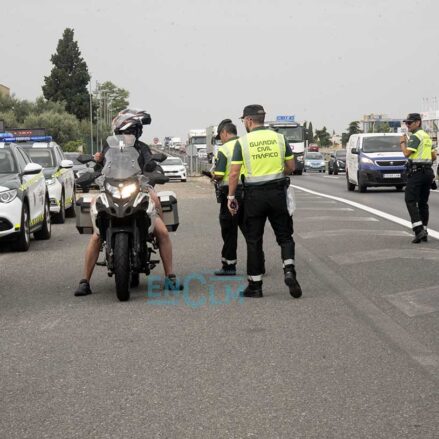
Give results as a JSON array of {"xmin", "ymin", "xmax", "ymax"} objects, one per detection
[
  {"xmin": 74, "ymin": 279, "xmax": 92, "ymax": 296},
  {"xmin": 164, "ymin": 274, "xmax": 184, "ymax": 291}
]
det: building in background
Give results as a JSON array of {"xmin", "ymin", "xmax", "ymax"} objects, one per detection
[
  {"xmin": 361, "ymin": 114, "xmax": 402, "ymax": 133},
  {"xmin": 421, "ymin": 110, "xmax": 439, "ymax": 146},
  {"xmin": 0, "ymin": 84, "xmax": 10, "ymax": 97}
]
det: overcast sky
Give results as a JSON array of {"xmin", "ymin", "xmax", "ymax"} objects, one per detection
[{"xmin": 1, "ymin": 0, "xmax": 438, "ymax": 141}]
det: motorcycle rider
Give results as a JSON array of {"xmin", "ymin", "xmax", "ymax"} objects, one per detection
[{"xmin": 74, "ymin": 109, "xmax": 182, "ymax": 296}]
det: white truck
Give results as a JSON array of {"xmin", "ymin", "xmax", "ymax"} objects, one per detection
[
  {"xmin": 169, "ymin": 137, "xmax": 183, "ymax": 151},
  {"xmin": 206, "ymin": 125, "xmax": 221, "ymax": 163},
  {"xmin": 188, "ymin": 129, "xmax": 207, "ymax": 159}
]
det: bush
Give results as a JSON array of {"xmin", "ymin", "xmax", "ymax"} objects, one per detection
[{"xmin": 63, "ymin": 140, "xmax": 84, "ymax": 152}]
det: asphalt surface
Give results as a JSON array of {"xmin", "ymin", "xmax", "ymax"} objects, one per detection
[{"xmin": 1, "ymin": 175, "xmax": 439, "ymax": 438}]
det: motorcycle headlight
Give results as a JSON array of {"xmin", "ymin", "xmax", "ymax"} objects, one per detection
[
  {"xmin": 0, "ymin": 189, "xmax": 17, "ymax": 203},
  {"xmin": 46, "ymin": 178, "xmax": 56, "ymax": 185},
  {"xmin": 105, "ymin": 182, "xmax": 138, "ymax": 199},
  {"xmin": 361, "ymin": 157, "xmax": 374, "ymax": 165}
]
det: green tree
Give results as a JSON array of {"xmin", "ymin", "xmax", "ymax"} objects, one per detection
[
  {"xmin": 0, "ymin": 94, "xmax": 33, "ymax": 124},
  {"xmin": 348, "ymin": 121, "xmax": 361, "ymax": 135},
  {"xmin": 307, "ymin": 122, "xmax": 314, "ymax": 143},
  {"xmin": 24, "ymin": 110, "xmax": 82, "ymax": 146},
  {"xmin": 0, "ymin": 110, "xmax": 19, "ymax": 129},
  {"xmin": 63, "ymin": 139, "xmax": 84, "ymax": 152},
  {"xmin": 97, "ymin": 81, "xmax": 129, "ymax": 115},
  {"xmin": 341, "ymin": 121, "xmax": 362, "ymax": 146},
  {"xmin": 42, "ymin": 28, "xmax": 91, "ymax": 120},
  {"xmin": 315, "ymin": 126, "xmax": 332, "ymax": 147}
]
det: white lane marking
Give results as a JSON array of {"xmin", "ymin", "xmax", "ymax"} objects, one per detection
[
  {"xmin": 293, "ymin": 185, "xmax": 439, "ymax": 240},
  {"xmin": 299, "ymin": 229, "xmax": 411, "ymax": 240},
  {"xmin": 295, "ymin": 216, "xmax": 378, "ymax": 222},
  {"xmin": 298, "ymin": 207, "xmax": 354, "ymax": 211},
  {"xmin": 386, "ymin": 286, "xmax": 439, "ymax": 317},
  {"xmin": 297, "ymin": 200, "xmax": 337, "ymax": 204},
  {"xmin": 331, "ymin": 248, "xmax": 439, "ymax": 265},
  {"xmin": 323, "ymin": 175, "xmax": 340, "ymax": 179}
]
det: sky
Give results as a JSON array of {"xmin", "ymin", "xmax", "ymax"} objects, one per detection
[{"xmin": 1, "ymin": 0, "xmax": 438, "ymax": 142}]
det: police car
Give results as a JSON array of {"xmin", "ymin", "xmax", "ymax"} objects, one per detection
[
  {"xmin": 17, "ymin": 132, "xmax": 75, "ymax": 223},
  {"xmin": 0, "ymin": 140, "xmax": 51, "ymax": 251}
]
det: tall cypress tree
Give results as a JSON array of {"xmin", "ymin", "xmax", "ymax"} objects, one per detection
[
  {"xmin": 43, "ymin": 28, "xmax": 90, "ymax": 120},
  {"xmin": 307, "ymin": 122, "xmax": 314, "ymax": 143}
]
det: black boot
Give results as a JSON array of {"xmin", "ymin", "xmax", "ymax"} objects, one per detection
[
  {"xmin": 215, "ymin": 263, "xmax": 237, "ymax": 276},
  {"xmin": 74, "ymin": 279, "xmax": 92, "ymax": 296},
  {"xmin": 431, "ymin": 180, "xmax": 437, "ymax": 190},
  {"xmin": 412, "ymin": 229, "xmax": 427, "ymax": 244},
  {"xmin": 284, "ymin": 266, "xmax": 302, "ymax": 298},
  {"xmin": 164, "ymin": 274, "xmax": 184, "ymax": 291},
  {"xmin": 240, "ymin": 281, "xmax": 263, "ymax": 298}
]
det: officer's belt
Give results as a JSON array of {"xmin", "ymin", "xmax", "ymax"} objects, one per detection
[{"xmin": 244, "ymin": 178, "xmax": 288, "ymax": 191}]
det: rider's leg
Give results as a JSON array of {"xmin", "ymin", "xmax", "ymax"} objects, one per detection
[
  {"xmin": 83, "ymin": 233, "xmax": 101, "ymax": 281},
  {"xmin": 154, "ymin": 217, "xmax": 173, "ymax": 276}
]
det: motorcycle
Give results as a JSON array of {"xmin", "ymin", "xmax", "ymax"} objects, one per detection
[{"xmin": 75, "ymin": 134, "xmax": 179, "ymax": 301}]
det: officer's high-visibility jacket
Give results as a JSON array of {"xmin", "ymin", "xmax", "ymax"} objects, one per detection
[
  {"xmin": 213, "ymin": 136, "xmax": 243, "ymax": 186},
  {"xmin": 407, "ymin": 128, "xmax": 433, "ymax": 165},
  {"xmin": 231, "ymin": 127, "xmax": 294, "ymax": 184}
]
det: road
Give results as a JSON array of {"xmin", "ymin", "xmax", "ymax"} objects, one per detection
[{"xmin": 1, "ymin": 175, "xmax": 439, "ymax": 438}]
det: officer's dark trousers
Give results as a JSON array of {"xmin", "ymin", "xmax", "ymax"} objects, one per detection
[
  {"xmin": 405, "ymin": 168, "xmax": 433, "ymax": 232},
  {"xmin": 243, "ymin": 182, "xmax": 294, "ymax": 278},
  {"xmin": 219, "ymin": 193, "xmax": 245, "ymax": 265}
]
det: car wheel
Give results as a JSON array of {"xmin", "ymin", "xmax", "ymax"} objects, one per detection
[
  {"xmin": 53, "ymin": 192, "xmax": 65, "ymax": 224},
  {"xmin": 328, "ymin": 168, "xmax": 333, "ymax": 175},
  {"xmin": 334, "ymin": 170, "xmax": 339, "ymax": 175},
  {"xmin": 181, "ymin": 179, "xmax": 187, "ymax": 182},
  {"xmin": 34, "ymin": 198, "xmax": 51, "ymax": 240},
  {"xmin": 14, "ymin": 203, "xmax": 30, "ymax": 251}
]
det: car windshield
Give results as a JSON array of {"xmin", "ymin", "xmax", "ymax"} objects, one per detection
[
  {"xmin": 0, "ymin": 149, "xmax": 18, "ymax": 173},
  {"xmin": 362, "ymin": 136, "xmax": 400, "ymax": 153},
  {"xmin": 336, "ymin": 150, "xmax": 346, "ymax": 158},
  {"xmin": 163, "ymin": 158, "xmax": 183, "ymax": 166},
  {"xmin": 102, "ymin": 135, "xmax": 140, "ymax": 180},
  {"xmin": 275, "ymin": 126, "xmax": 304, "ymax": 142},
  {"xmin": 306, "ymin": 153, "xmax": 323, "ymax": 160},
  {"xmin": 23, "ymin": 148, "xmax": 55, "ymax": 167},
  {"xmin": 192, "ymin": 137, "xmax": 206, "ymax": 145}
]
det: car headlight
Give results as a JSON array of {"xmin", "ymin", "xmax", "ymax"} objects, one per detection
[
  {"xmin": 46, "ymin": 178, "xmax": 56, "ymax": 185},
  {"xmin": 105, "ymin": 182, "xmax": 138, "ymax": 199},
  {"xmin": 0, "ymin": 189, "xmax": 18, "ymax": 203},
  {"xmin": 305, "ymin": 161, "xmax": 310, "ymax": 166},
  {"xmin": 361, "ymin": 157, "xmax": 374, "ymax": 165}
]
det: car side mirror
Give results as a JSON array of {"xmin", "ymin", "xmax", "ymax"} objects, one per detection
[
  {"xmin": 22, "ymin": 163, "xmax": 43, "ymax": 175},
  {"xmin": 60, "ymin": 159, "xmax": 74, "ymax": 169},
  {"xmin": 151, "ymin": 153, "xmax": 167, "ymax": 163},
  {"xmin": 351, "ymin": 148, "xmax": 358, "ymax": 155}
]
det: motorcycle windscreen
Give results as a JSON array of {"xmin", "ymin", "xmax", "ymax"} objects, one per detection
[{"xmin": 102, "ymin": 135, "xmax": 141, "ymax": 180}]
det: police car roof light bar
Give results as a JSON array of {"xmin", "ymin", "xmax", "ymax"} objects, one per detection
[{"xmin": 3, "ymin": 135, "xmax": 53, "ymax": 143}]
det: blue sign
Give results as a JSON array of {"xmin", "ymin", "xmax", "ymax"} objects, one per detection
[
  {"xmin": 276, "ymin": 115, "xmax": 295, "ymax": 122},
  {"xmin": 3, "ymin": 136, "xmax": 52, "ymax": 143}
]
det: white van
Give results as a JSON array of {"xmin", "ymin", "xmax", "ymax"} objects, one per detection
[{"xmin": 345, "ymin": 133, "xmax": 407, "ymax": 192}]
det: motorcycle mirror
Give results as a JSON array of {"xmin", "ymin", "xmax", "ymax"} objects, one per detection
[
  {"xmin": 77, "ymin": 154, "xmax": 95, "ymax": 164},
  {"xmin": 151, "ymin": 153, "xmax": 167, "ymax": 163},
  {"xmin": 141, "ymin": 113, "xmax": 152, "ymax": 125}
]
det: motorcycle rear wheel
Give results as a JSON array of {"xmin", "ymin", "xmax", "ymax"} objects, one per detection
[{"xmin": 114, "ymin": 233, "xmax": 130, "ymax": 301}]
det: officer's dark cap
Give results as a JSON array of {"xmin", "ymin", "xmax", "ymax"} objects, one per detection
[
  {"xmin": 403, "ymin": 113, "xmax": 422, "ymax": 123},
  {"xmin": 240, "ymin": 104, "xmax": 266, "ymax": 119},
  {"xmin": 215, "ymin": 118, "xmax": 232, "ymax": 140}
]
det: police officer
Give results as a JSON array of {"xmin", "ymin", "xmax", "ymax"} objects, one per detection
[
  {"xmin": 400, "ymin": 113, "xmax": 437, "ymax": 243},
  {"xmin": 227, "ymin": 104, "xmax": 302, "ymax": 298},
  {"xmin": 212, "ymin": 119, "xmax": 245, "ymax": 275}
]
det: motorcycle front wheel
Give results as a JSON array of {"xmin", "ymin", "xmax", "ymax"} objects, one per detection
[{"xmin": 114, "ymin": 232, "xmax": 130, "ymax": 301}]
